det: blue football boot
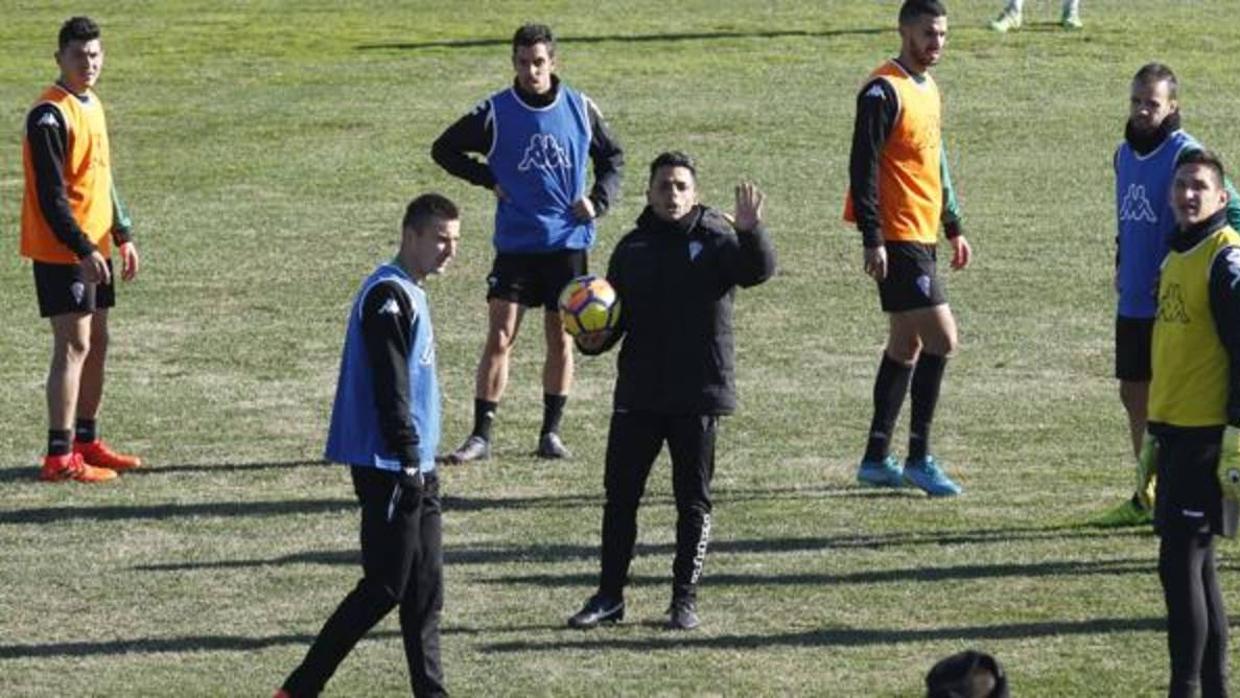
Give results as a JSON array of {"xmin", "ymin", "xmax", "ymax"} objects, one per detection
[
  {"xmin": 857, "ymin": 455, "xmax": 904, "ymax": 488},
  {"xmin": 903, "ymin": 456, "xmax": 962, "ymax": 497}
]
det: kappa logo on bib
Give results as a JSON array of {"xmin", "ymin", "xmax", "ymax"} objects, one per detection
[
  {"xmin": 1120, "ymin": 184, "xmax": 1158, "ymax": 224},
  {"xmin": 518, "ymin": 134, "xmax": 573, "ymax": 174}
]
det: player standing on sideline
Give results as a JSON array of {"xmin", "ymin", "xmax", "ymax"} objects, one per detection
[
  {"xmin": 1091, "ymin": 63, "xmax": 1240, "ymax": 528},
  {"xmin": 844, "ymin": 0, "xmax": 971, "ymax": 497},
  {"xmin": 21, "ymin": 16, "xmax": 142, "ymax": 483},
  {"xmin": 277, "ymin": 195, "xmax": 459, "ymax": 698},
  {"xmin": 1143, "ymin": 151, "xmax": 1240, "ymax": 698},
  {"xmin": 566, "ymin": 152, "xmax": 775, "ymax": 631},
  {"xmin": 432, "ymin": 23, "xmax": 624, "ymax": 463},
  {"xmin": 989, "ymin": 0, "xmax": 1082, "ymax": 32}
]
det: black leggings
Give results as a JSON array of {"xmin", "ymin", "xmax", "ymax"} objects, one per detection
[
  {"xmin": 1159, "ymin": 527, "xmax": 1229, "ymax": 698},
  {"xmin": 284, "ymin": 467, "xmax": 445, "ymax": 697}
]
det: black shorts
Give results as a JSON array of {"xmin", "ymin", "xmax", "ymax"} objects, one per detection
[
  {"xmin": 1115, "ymin": 315, "xmax": 1154, "ymax": 382},
  {"xmin": 1153, "ymin": 426, "xmax": 1238, "ymax": 538},
  {"xmin": 486, "ymin": 249, "xmax": 587, "ymax": 311},
  {"xmin": 877, "ymin": 242, "xmax": 946, "ymax": 313},
  {"xmin": 33, "ymin": 259, "xmax": 115, "ymax": 318}
]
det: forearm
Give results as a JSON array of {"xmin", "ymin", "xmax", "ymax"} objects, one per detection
[
  {"xmin": 940, "ymin": 146, "xmax": 962, "ymax": 237},
  {"xmin": 430, "ymin": 108, "xmax": 497, "ymax": 189},
  {"xmin": 587, "ymin": 101, "xmax": 624, "ymax": 216},
  {"xmin": 733, "ymin": 225, "xmax": 777, "ymax": 287},
  {"xmin": 111, "ymin": 179, "xmax": 133, "ymax": 246}
]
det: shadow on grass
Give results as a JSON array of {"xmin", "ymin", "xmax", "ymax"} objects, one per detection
[
  {"xmin": 126, "ymin": 460, "xmax": 331, "ymax": 475},
  {"xmin": 132, "ymin": 524, "xmax": 1150, "ymax": 571},
  {"xmin": 480, "ymin": 616, "xmax": 1174, "ymax": 654},
  {"xmin": 0, "ymin": 460, "xmax": 329, "ymax": 484},
  {"xmin": 355, "ymin": 27, "xmax": 886, "ymax": 52},
  {"xmin": 0, "ymin": 623, "xmax": 566, "ymax": 659},
  {"xmin": 484, "ymin": 557, "xmax": 1157, "ymax": 588},
  {"xmin": 0, "ymin": 498, "xmax": 355, "ymax": 525}
]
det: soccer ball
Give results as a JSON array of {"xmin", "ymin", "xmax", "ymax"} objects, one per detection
[{"xmin": 558, "ymin": 275, "xmax": 621, "ymax": 337}]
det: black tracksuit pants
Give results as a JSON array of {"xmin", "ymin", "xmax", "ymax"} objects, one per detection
[
  {"xmin": 284, "ymin": 466, "xmax": 446, "ymax": 697},
  {"xmin": 1155, "ymin": 431, "xmax": 1230, "ymax": 698},
  {"xmin": 597, "ymin": 411, "xmax": 717, "ymax": 601}
]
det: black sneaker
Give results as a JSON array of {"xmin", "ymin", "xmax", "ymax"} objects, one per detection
[
  {"xmin": 567, "ymin": 594, "xmax": 624, "ymax": 629},
  {"xmin": 444, "ymin": 435, "xmax": 490, "ymax": 465},
  {"xmin": 536, "ymin": 432, "xmax": 571, "ymax": 459},
  {"xmin": 666, "ymin": 597, "xmax": 700, "ymax": 631}
]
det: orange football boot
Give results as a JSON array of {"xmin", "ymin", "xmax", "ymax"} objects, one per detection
[
  {"xmin": 74, "ymin": 439, "xmax": 143, "ymax": 471},
  {"xmin": 40, "ymin": 452, "xmax": 118, "ymax": 483}
]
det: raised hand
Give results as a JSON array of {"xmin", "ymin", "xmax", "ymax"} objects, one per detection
[{"xmin": 732, "ymin": 181, "xmax": 765, "ymax": 233}]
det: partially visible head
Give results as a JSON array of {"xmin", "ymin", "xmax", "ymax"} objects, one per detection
[
  {"xmin": 898, "ymin": 0, "xmax": 948, "ymax": 71},
  {"xmin": 646, "ymin": 151, "xmax": 699, "ymax": 223},
  {"xmin": 925, "ymin": 650, "xmax": 1008, "ymax": 698},
  {"xmin": 512, "ymin": 23, "xmax": 556, "ymax": 95},
  {"xmin": 1172, "ymin": 149, "xmax": 1229, "ymax": 228},
  {"xmin": 400, "ymin": 193, "xmax": 461, "ymax": 278},
  {"xmin": 56, "ymin": 16, "xmax": 103, "ymax": 93},
  {"xmin": 1129, "ymin": 62, "xmax": 1179, "ymax": 135}
]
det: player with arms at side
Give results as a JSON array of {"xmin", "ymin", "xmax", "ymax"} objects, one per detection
[
  {"xmin": 432, "ymin": 23, "xmax": 624, "ymax": 463},
  {"xmin": 21, "ymin": 16, "xmax": 142, "ymax": 483},
  {"xmin": 1143, "ymin": 151, "xmax": 1240, "ymax": 698},
  {"xmin": 277, "ymin": 194, "xmax": 460, "ymax": 698},
  {"xmin": 1092, "ymin": 63, "xmax": 1240, "ymax": 527},
  {"xmin": 844, "ymin": 0, "xmax": 971, "ymax": 497}
]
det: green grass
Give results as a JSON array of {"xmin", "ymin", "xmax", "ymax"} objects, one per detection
[{"xmin": 2, "ymin": 0, "xmax": 1239, "ymax": 694}]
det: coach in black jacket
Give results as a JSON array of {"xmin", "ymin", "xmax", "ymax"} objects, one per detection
[{"xmin": 567, "ymin": 151, "xmax": 776, "ymax": 631}]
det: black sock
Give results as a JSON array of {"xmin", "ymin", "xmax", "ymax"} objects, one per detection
[
  {"xmin": 541, "ymin": 393, "xmax": 567, "ymax": 436},
  {"xmin": 472, "ymin": 399, "xmax": 498, "ymax": 441},
  {"xmin": 908, "ymin": 352, "xmax": 947, "ymax": 461},
  {"xmin": 47, "ymin": 429, "xmax": 72, "ymax": 457},
  {"xmin": 864, "ymin": 354, "xmax": 913, "ymax": 462},
  {"xmin": 74, "ymin": 418, "xmax": 98, "ymax": 444}
]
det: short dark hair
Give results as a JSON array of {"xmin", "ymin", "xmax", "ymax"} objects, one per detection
[
  {"xmin": 58, "ymin": 16, "xmax": 100, "ymax": 51},
  {"xmin": 1133, "ymin": 62, "xmax": 1179, "ymax": 100},
  {"xmin": 648, "ymin": 151, "xmax": 697, "ymax": 185},
  {"xmin": 402, "ymin": 193, "xmax": 459, "ymax": 233},
  {"xmin": 899, "ymin": 0, "xmax": 947, "ymax": 25},
  {"xmin": 1175, "ymin": 148, "xmax": 1227, "ymax": 188},
  {"xmin": 925, "ymin": 650, "xmax": 1008, "ymax": 698},
  {"xmin": 513, "ymin": 24, "xmax": 555, "ymax": 56}
]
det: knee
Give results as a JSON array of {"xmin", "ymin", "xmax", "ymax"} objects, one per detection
[
  {"xmin": 886, "ymin": 338, "xmax": 921, "ymax": 364},
  {"xmin": 924, "ymin": 330, "xmax": 958, "ymax": 358},
  {"xmin": 55, "ymin": 334, "xmax": 91, "ymax": 364},
  {"xmin": 356, "ymin": 576, "xmax": 403, "ymax": 612},
  {"xmin": 484, "ymin": 327, "xmax": 516, "ymax": 357}
]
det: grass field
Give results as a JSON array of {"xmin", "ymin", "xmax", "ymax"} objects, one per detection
[{"xmin": 3, "ymin": 0, "xmax": 1240, "ymax": 695}]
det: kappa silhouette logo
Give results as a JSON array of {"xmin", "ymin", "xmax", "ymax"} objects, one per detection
[
  {"xmin": 518, "ymin": 134, "xmax": 572, "ymax": 174},
  {"xmin": 1157, "ymin": 282, "xmax": 1190, "ymax": 324},
  {"xmin": 1120, "ymin": 184, "xmax": 1158, "ymax": 224}
]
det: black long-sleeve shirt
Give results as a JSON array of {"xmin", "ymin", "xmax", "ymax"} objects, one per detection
[
  {"xmin": 847, "ymin": 68, "xmax": 961, "ymax": 248},
  {"xmin": 25, "ymin": 88, "xmax": 132, "ymax": 258},
  {"xmin": 359, "ymin": 280, "xmax": 420, "ymax": 468},
  {"xmin": 431, "ymin": 76, "xmax": 624, "ymax": 217}
]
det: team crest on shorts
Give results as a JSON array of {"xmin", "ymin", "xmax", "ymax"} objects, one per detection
[
  {"xmin": 70, "ymin": 281, "xmax": 86, "ymax": 305},
  {"xmin": 916, "ymin": 274, "xmax": 932, "ymax": 298}
]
